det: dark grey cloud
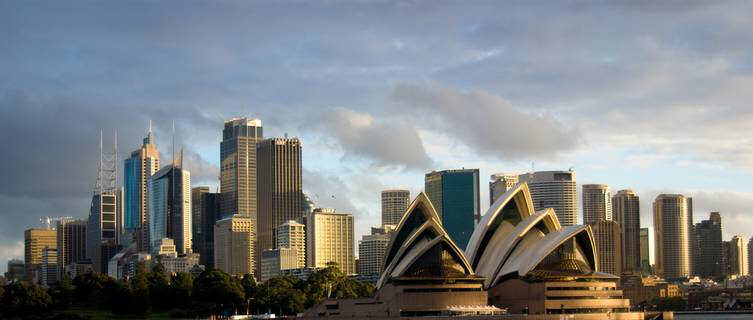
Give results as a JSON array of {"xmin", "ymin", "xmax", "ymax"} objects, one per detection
[
  {"xmin": 392, "ymin": 84, "xmax": 579, "ymax": 161},
  {"xmin": 310, "ymin": 108, "xmax": 433, "ymax": 170}
]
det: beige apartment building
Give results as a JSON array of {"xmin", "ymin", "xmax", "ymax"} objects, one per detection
[
  {"xmin": 518, "ymin": 170, "xmax": 577, "ymax": 226},
  {"xmin": 381, "ymin": 189, "xmax": 410, "ymax": 226},
  {"xmin": 214, "ymin": 215, "xmax": 255, "ymax": 276},
  {"xmin": 592, "ymin": 219, "xmax": 623, "ymax": 275},
  {"xmin": 582, "ymin": 184, "xmax": 612, "ymax": 225},
  {"xmin": 653, "ymin": 194, "xmax": 691, "ymax": 279},
  {"xmin": 614, "ymin": 189, "xmax": 641, "ymax": 273},
  {"xmin": 306, "ymin": 208, "xmax": 355, "ymax": 275},
  {"xmin": 276, "ymin": 220, "xmax": 306, "ymax": 269}
]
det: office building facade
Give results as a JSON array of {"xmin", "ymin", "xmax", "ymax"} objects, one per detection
[
  {"xmin": 424, "ymin": 169, "xmax": 480, "ymax": 249},
  {"xmin": 613, "ymin": 189, "xmax": 640, "ymax": 273},
  {"xmin": 694, "ymin": 212, "xmax": 724, "ymax": 278},
  {"xmin": 87, "ymin": 190, "xmax": 123, "ymax": 274},
  {"xmin": 41, "ymin": 247, "xmax": 58, "ymax": 287},
  {"xmin": 518, "ymin": 170, "xmax": 577, "ymax": 226},
  {"xmin": 582, "ymin": 184, "xmax": 612, "ymax": 225},
  {"xmin": 358, "ymin": 232, "xmax": 391, "ymax": 275},
  {"xmin": 56, "ymin": 219, "xmax": 87, "ymax": 279},
  {"xmin": 591, "ymin": 219, "xmax": 622, "ymax": 275},
  {"xmin": 306, "ymin": 208, "xmax": 355, "ymax": 275},
  {"xmin": 214, "ymin": 215, "xmax": 255, "ymax": 276},
  {"xmin": 260, "ymin": 248, "xmax": 299, "ymax": 281},
  {"xmin": 276, "ymin": 220, "xmax": 306, "ymax": 269},
  {"xmin": 148, "ymin": 163, "xmax": 191, "ymax": 255},
  {"xmin": 124, "ymin": 127, "xmax": 160, "ymax": 252},
  {"xmin": 196, "ymin": 192, "xmax": 221, "ymax": 267},
  {"xmin": 640, "ymin": 228, "xmax": 651, "ymax": 275},
  {"xmin": 381, "ymin": 189, "xmax": 410, "ymax": 226},
  {"xmin": 191, "ymin": 186, "xmax": 210, "ymax": 253},
  {"xmin": 24, "ymin": 228, "xmax": 57, "ymax": 282},
  {"xmin": 220, "ymin": 118, "xmax": 262, "ymax": 218},
  {"xmin": 489, "ymin": 173, "xmax": 518, "ymax": 205},
  {"xmin": 653, "ymin": 194, "xmax": 691, "ymax": 279},
  {"xmin": 257, "ymin": 137, "xmax": 303, "ymax": 273}
]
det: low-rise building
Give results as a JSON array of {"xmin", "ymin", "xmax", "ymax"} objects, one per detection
[
  {"xmin": 260, "ymin": 248, "xmax": 299, "ymax": 281},
  {"xmin": 620, "ymin": 274, "xmax": 680, "ymax": 308}
]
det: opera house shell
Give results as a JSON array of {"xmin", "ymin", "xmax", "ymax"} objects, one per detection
[{"xmin": 304, "ymin": 183, "xmax": 639, "ymax": 318}]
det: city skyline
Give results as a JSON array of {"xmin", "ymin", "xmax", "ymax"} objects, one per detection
[{"xmin": 4, "ymin": 1, "xmax": 753, "ymax": 275}]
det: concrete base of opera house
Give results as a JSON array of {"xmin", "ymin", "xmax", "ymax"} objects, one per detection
[{"xmin": 299, "ymin": 311, "xmax": 673, "ymax": 320}]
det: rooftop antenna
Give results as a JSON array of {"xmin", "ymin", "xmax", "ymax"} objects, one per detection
[{"xmin": 172, "ymin": 120, "xmax": 175, "ymax": 167}]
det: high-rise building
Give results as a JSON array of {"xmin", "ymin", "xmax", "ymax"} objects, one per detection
[
  {"xmin": 305, "ymin": 208, "xmax": 355, "ymax": 275},
  {"xmin": 687, "ymin": 197, "xmax": 695, "ymax": 276},
  {"xmin": 220, "ymin": 118, "xmax": 263, "ymax": 218},
  {"xmin": 724, "ymin": 236, "xmax": 747, "ymax": 276},
  {"xmin": 613, "ymin": 190, "xmax": 640, "ymax": 273},
  {"xmin": 214, "ymin": 215, "xmax": 255, "ymax": 276},
  {"xmin": 381, "ymin": 190, "xmax": 410, "ymax": 226},
  {"xmin": 260, "ymin": 248, "xmax": 299, "ymax": 281},
  {"xmin": 56, "ymin": 219, "xmax": 87, "ymax": 279},
  {"xmin": 640, "ymin": 228, "xmax": 650, "ymax": 275},
  {"xmin": 124, "ymin": 126, "xmax": 160, "ymax": 252},
  {"xmin": 87, "ymin": 190, "xmax": 123, "ymax": 274},
  {"xmin": 276, "ymin": 220, "xmax": 306, "ymax": 269},
  {"xmin": 196, "ymin": 192, "xmax": 221, "ymax": 267},
  {"xmin": 424, "ymin": 169, "xmax": 480, "ymax": 249},
  {"xmin": 358, "ymin": 229, "xmax": 393, "ymax": 276},
  {"xmin": 24, "ymin": 228, "xmax": 57, "ymax": 282},
  {"xmin": 748, "ymin": 237, "xmax": 753, "ymax": 278},
  {"xmin": 591, "ymin": 219, "xmax": 622, "ymax": 275},
  {"xmin": 489, "ymin": 173, "xmax": 518, "ymax": 205},
  {"xmin": 191, "ymin": 187, "xmax": 210, "ymax": 253},
  {"xmin": 257, "ymin": 137, "xmax": 303, "ymax": 274},
  {"xmin": 653, "ymin": 194, "xmax": 691, "ymax": 280},
  {"xmin": 148, "ymin": 160, "xmax": 191, "ymax": 255},
  {"xmin": 40, "ymin": 246, "xmax": 58, "ymax": 287},
  {"xmin": 582, "ymin": 184, "xmax": 612, "ymax": 225},
  {"xmin": 694, "ymin": 212, "xmax": 724, "ymax": 278},
  {"xmin": 5, "ymin": 259, "xmax": 25, "ymax": 282},
  {"xmin": 518, "ymin": 170, "xmax": 577, "ymax": 226}
]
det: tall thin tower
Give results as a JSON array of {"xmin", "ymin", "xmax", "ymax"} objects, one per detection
[
  {"xmin": 88, "ymin": 130, "xmax": 123, "ymax": 273},
  {"xmin": 124, "ymin": 123, "xmax": 160, "ymax": 252}
]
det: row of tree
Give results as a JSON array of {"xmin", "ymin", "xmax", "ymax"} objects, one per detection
[{"xmin": 0, "ymin": 263, "xmax": 373, "ymax": 319}]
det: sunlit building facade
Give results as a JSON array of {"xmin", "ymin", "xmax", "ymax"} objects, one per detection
[{"xmin": 518, "ymin": 170, "xmax": 577, "ymax": 226}]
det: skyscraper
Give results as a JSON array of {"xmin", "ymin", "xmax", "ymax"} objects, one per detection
[
  {"xmin": 591, "ymin": 219, "xmax": 622, "ymax": 275},
  {"xmin": 653, "ymin": 194, "xmax": 691, "ymax": 279},
  {"xmin": 24, "ymin": 228, "xmax": 57, "ymax": 282},
  {"xmin": 40, "ymin": 246, "xmax": 57, "ymax": 287},
  {"xmin": 56, "ymin": 219, "xmax": 87, "ymax": 279},
  {"xmin": 582, "ymin": 184, "xmax": 612, "ymax": 225},
  {"xmin": 87, "ymin": 190, "xmax": 123, "ymax": 274},
  {"xmin": 489, "ymin": 173, "xmax": 518, "ymax": 205},
  {"xmin": 640, "ymin": 227, "xmax": 650, "ymax": 275},
  {"xmin": 424, "ymin": 169, "xmax": 480, "ymax": 249},
  {"xmin": 191, "ymin": 186, "xmax": 210, "ymax": 253},
  {"xmin": 148, "ymin": 159, "xmax": 191, "ymax": 255},
  {"xmin": 694, "ymin": 212, "xmax": 724, "ymax": 278},
  {"xmin": 257, "ymin": 137, "xmax": 303, "ymax": 274},
  {"xmin": 358, "ymin": 229, "xmax": 393, "ymax": 275},
  {"xmin": 613, "ymin": 189, "xmax": 640, "ymax": 273},
  {"xmin": 214, "ymin": 215, "xmax": 255, "ymax": 276},
  {"xmin": 124, "ymin": 126, "xmax": 159, "ymax": 252},
  {"xmin": 518, "ymin": 170, "xmax": 577, "ymax": 226},
  {"xmin": 306, "ymin": 208, "xmax": 355, "ymax": 275},
  {"xmin": 748, "ymin": 237, "xmax": 753, "ymax": 278},
  {"xmin": 725, "ymin": 236, "xmax": 747, "ymax": 276},
  {"xmin": 381, "ymin": 189, "xmax": 410, "ymax": 226},
  {"xmin": 220, "ymin": 118, "xmax": 263, "ymax": 218},
  {"xmin": 196, "ymin": 192, "xmax": 221, "ymax": 267},
  {"xmin": 277, "ymin": 220, "xmax": 306, "ymax": 269}
]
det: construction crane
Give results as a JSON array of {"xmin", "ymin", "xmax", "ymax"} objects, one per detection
[{"xmin": 39, "ymin": 216, "xmax": 74, "ymax": 229}]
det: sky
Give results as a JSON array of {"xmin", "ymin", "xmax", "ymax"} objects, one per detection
[{"xmin": 3, "ymin": 1, "xmax": 753, "ymax": 274}]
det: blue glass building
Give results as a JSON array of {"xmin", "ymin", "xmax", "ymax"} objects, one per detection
[{"xmin": 425, "ymin": 169, "xmax": 480, "ymax": 250}]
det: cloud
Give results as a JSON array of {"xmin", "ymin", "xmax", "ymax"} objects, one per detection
[
  {"xmin": 311, "ymin": 108, "xmax": 433, "ymax": 170},
  {"xmin": 392, "ymin": 84, "xmax": 579, "ymax": 161}
]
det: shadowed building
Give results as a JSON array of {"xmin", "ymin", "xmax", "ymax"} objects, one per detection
[
  {"xmin": 191, "ymin": 186, "xmax": 209, "ymax": 253},
  {"xmin": 640, "ymin": 228, "xmax": 651, "ymax": 275},
  {"xmin": 613, "ymin": 190, "xmax": 640, "ymax": 273},
  {"xmin": 653, "ymin": 194, "xmax": 691, "ymax": 280},
  {"xmin": 489, "ymin": 173, "xmax": 518, "ymax": 205},
  {"xmin": 518, "ymin": 170, "xmax": 577, "ymax": 226},
  {"xmin": 148, "ymin": 159, "xmax": 191, "ymax": 255},
  {"xmin": 591, "ymin": 219, "xmax": 622, "ymax": 275},
  {"xmin": 694, "ymin": 212, "xmax": 724, "ymax": 278},
  {"xmin": 257, "ymin": 137, "xmax": 304, "ymax": 275},
  {"xmin": 56, "ymin": 219, "xmax": 87, "ymax": 279},
  {"xmin": 87, "ymin": 190, "xmax": 123, "ymax": 274},
  {"xmin": 424, "ymin": 169, "xmax": 480, "ymax": 249},
  {"xmin": 725, "ymin": 235, "xmax": 747, "ymax": 276}
]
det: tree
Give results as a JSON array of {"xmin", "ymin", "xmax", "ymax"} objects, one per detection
[
  {"xmin": 0, "ymin": 282, "xmax": 53, "ymax": 317},
  {"xmin": 192, "ymin": 269, "xmax": 244, "ymax": 317},
  {"xmin": 129, "ymin": 269, "xmax": 151, "ymax": 317},
  {"xmin": 651, "ymin": 296, "xmax": 687, "ymax": 311},
  {"xmin": 72, "ymin": 272, "xmax": 118, "ymax": 308},
  {"xmin": 49, "ymin": 274, "xmax": 76, "ymax": 309},
  {"xmin": 169, "ymin": 272, "xmax": 193, "ymax": 308},
  {"xmin": 262, "ymin": 276, "xmax": 305, "ymax": 315},
  {"xmin": 301, "ymin": 264, "xmax": 372, "ymax": 308},
  {"xmin": 146, "ymin": 263, "xmax": 171, "ymax": 309}
]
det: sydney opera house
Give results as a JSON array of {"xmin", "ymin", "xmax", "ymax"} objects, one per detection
[{"xmin": 303, "ymin": 183, "xmax": 646, "ymax": 319}]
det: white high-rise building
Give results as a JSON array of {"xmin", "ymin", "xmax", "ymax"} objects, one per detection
[
  {"xmin": 305, "ymin": 208, "xmax": 355, "ymax": 275},
  {"xmin": 518, "ymin": 170, "xmax": 577, "ymax": 226},
  {"xmin": 489, "ymin": 173, "xmax": 518, "ymax": 205},
  {"xmin": 381, "ymin": 190, "xmax": 410, "ymax": 226},
  {"xmin": 277, "ymin": 220, "xmax": 306, "ymax": 269}
]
